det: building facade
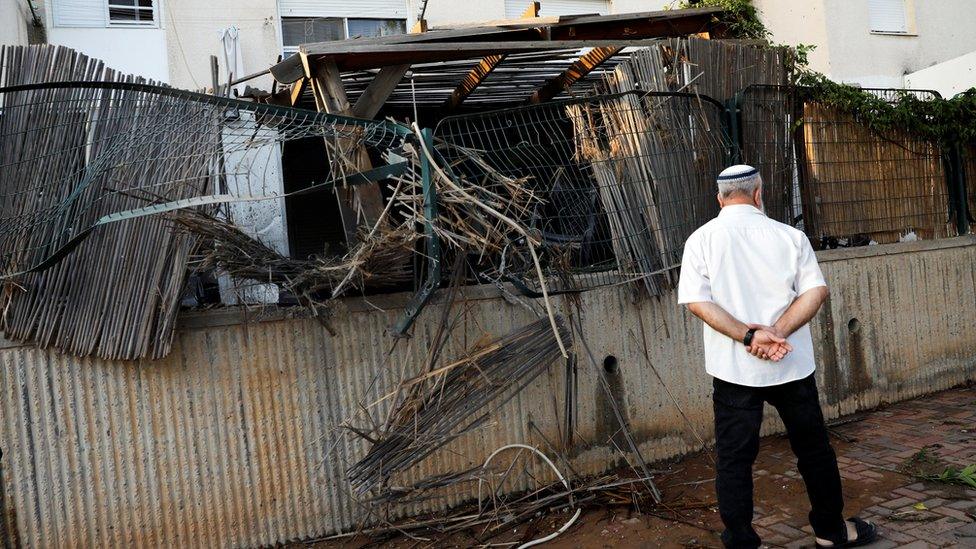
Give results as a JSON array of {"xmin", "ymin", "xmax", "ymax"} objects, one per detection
[
  {"xmin": 755, "ymin": 0, "xmax": 976, "ymax": 93},
  {"xmin": 9, "ymin": 0, "xmax": 672, "ymax": 90},
  {"xmin": 5, "ymin": 1, "xmax": 976, "ymax": 94}
]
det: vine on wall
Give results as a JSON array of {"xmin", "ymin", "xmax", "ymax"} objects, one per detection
[{"xmin": 686, "ymin": 0, "xmax": 976, "ymax": 145}]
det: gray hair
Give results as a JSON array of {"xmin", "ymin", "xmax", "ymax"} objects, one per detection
[{"xmin": 716, "ymin": 165, "xmax": 762, "ymax": 198}]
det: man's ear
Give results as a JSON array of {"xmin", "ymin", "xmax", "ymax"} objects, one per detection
[
  {"xmin": 753, "ymin": 186, "xmax": 763, "ymax": 207},
  {"xmin": 716, "ymin": 192, "xmax": 724, "ymax": 207}
]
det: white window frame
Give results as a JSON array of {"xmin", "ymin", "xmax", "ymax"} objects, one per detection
[
  {"xmin": 280, "ymin": 17, "xmax": 406, "ymax": 56},
  {"xmin": 105, "ymin": 0, "xmax": 160, "ymax": 29},
  {"xmin": 868, "ymin": 0, "xmax": 917, "ymax": 36}
]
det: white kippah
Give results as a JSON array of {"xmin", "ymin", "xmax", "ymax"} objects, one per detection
[{"xmin": 717, "ymin": 164, "xmax": 760, "ymax": 185}]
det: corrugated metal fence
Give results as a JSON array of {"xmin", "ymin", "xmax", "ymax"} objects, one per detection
[{"xmin": 3, "ymin": 236, "xmax": 976, "ymax": 547}]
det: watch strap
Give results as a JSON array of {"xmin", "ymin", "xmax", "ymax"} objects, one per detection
[{"xmin": 743, "ymin": 328, "xmax": 757, "ymax": 346}]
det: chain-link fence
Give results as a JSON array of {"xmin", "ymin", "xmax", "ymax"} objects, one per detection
[
  {"xmin": 435, "ymin": 91, "xmax": 732, "ymax": 296},
  {"xmin": 0, "ymin": 80, "xmax": 412, "ymax": 358},
  {"xmin": 738, "ymin": 85, "xmax": 957, "ymax": 248}
]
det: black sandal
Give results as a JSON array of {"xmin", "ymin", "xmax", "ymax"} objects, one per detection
[{"xmin": 815, "ymin": 517, "xmax": 878, "ymax": 548}]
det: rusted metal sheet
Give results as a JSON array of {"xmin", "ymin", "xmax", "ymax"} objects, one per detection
[{"xmin": 2, "ymin": 237, "xmax": 975, "ymax": 546}]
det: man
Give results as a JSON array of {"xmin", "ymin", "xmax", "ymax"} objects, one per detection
[{"xmin": 677, "ymin": 165, "xmax": 878, "ymax": 549}]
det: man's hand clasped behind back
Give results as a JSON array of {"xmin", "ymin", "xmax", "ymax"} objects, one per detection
[{"xmin": 745, "ymin": 324, "xmax": 793, "ymax": 362}]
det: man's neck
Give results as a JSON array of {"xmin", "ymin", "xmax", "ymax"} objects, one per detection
[{"xmin": 721, "ymin": 199, "xmax": 757, "ymax": 208}]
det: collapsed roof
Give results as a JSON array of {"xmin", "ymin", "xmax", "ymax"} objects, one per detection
[{"xmin": 266, "ymin": 7, "xmax": 729, "ymax": 112}]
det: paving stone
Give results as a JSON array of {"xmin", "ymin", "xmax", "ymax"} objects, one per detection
[
  {"xmin": 931, "ymin": 505, "xmax": 972, "ymax": 522},
  {"xmin": 768, "ymin": 522, "xmax": 806, "ymax": 538},
  {"xmin": 859, "ymin": 540, "xmax": 897, "ymax": 549},
  {"xmin": 877, "ymin": 529, "xmax": 917, "ymax": 543},
  {"xmin": 880, "ymin": 496, "xmax": 917, "ymax": 509},
  {"xmin": 946, "ymin": 499, "xmax": 976, "ymax": 511},
  {"xmin": 950, "ymin": 520, "xmax": 976, "ymax": 537},
  {"xmin": 892, "ymin": 541, "xmax": 935, "ymax": 549}
]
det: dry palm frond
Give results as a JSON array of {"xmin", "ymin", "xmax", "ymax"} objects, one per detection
[{"xmin": 169, "ymin": 208, "xmax": 417, "ymax": 302}]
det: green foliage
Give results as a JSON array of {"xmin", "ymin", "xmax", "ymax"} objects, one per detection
[
  {"xmin": 678, "ymin": 0, "xmax": 770, "ymax": 40},
  {"xmin": 788, "ymin": 52, "xmax": 976, "ymax": 146},
  {"xmin": 921, "ymin": 463, "xmax": 976, "ymax": 488}
]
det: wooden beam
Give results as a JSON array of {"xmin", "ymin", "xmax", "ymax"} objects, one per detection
[
  {"xmin": 442, "ymin": 54, "xmax": 506, "ymax": 111},
  {"xmin": 289, "ymin": 77, "xmax": 307, "ymax": 106},
  {"xmin": 302, "ymin": 39, "xmax": 675, "ymax": 72},
  {"xmin": 311, "ymin": 57, "xmax": 352, "ymax": 112},
  {"xmin": 528, "ymin": 46, "xmax": 622, "ymax": 103},
  {"xmin": 268, "ymin": 8, "xmax": 723, "ymax": 82},
  {"xmin": 352, "ymin": 63, "xmax": 410, "ymax": 119},
  {"xmin": 309, "ymin": 57, "xmax": 387, "ymax": 241},
  {"xmin": 521, "ymin": 1, "xmax": 540, "ymax": 18}
]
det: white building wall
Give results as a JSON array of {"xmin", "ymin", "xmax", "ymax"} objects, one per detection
[
  {"xmin": 821, "ymin": 0, "xmax": 976, "ymax": 88},
  {"xmin": 752, "ymin": 0, "xmax": 832, "ymax": 77},
  {"xmin": 44, "ymin": 0, "xmax": 169, "ymax": 81},
  {"xmin": 754, "ymin": 0, "xmax": 976, "ymax": 90},
  {"xmin": 1, "ymin": 0, "xmax": 33, "ymax": 47},
  {"xmin": 610, "ymin": 0, "xmax": 673, "ymax": 14},
  {"xmin": 905, "ymin": 50, "xmax": 976, "ymax": 98},
  {"xmin": 46, "ymin": 26, "xmax": 169, "ymax": 80},
  {"xmin": 162, "ymin": 0, "xmax": 281, "ymax": 91},
  {"xmin": 418, "ymin": 0, "xmax": 506, "ymax": 26}
]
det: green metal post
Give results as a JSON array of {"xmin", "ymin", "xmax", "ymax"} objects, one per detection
[
  {"xmin": 393, "ymin": 127, "xmax": 441, "ymax": 335},
  {"xmin": 951, "ymin": 141, "xmax": 970, "ymax": 235},
  {"xmin": 725, "ymin": 93, "xmax": 743, "ymax": 165}
]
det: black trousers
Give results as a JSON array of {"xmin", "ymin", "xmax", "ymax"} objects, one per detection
[{"xmin": 712, "ymin": 373, "xmax": 845, "ymax": 549}]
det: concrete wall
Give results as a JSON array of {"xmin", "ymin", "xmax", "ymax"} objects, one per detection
[
  {"xmin": 905, "ymin": 49, "xmax": 976, "ymax": 98},
  {"xmin": 162, "ymin": 0, "xmax": 281, "ymax": 91},
  {"xmin": 2, "ymin": 235, "xmax": 975, "ymax": 546}
]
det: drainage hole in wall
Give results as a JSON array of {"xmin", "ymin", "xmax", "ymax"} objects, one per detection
[
  {"xmin": 848, "ymin": 318, "xmax": 861, "ymax": 333},
  {"xmin": 603, "ymin": 355, "xmax": 619, "ymax": 374}
]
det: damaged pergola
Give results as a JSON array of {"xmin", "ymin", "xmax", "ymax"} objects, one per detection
[
  {"xmin": 262, "ymin": 6, "xmax": 728, "ymax": 258},
  {"xmin": 269, "ymin": 6, "xmax": 726, "ymax": 112}
]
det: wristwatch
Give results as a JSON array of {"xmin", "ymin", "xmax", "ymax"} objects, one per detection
[{"xmin": 743, "ymin": 328, "xmax": 757, "ymax": 346}]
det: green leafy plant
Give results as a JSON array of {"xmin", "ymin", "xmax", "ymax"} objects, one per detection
[
  {"xmin": 678, "ymin": 0, "xmax": 770, "ymax": 40},
  {"xmin": 927, "ymin": 464, "xmax": 976, "ymax": 488},
  {"xmin": 786, "ymin": 49, "xmax": 976, "ymax": 146}
]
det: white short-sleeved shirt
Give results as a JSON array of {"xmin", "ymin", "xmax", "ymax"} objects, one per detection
[{"xmin": 677, "ymin": 204, "xmax": 827, "ymax": 387}]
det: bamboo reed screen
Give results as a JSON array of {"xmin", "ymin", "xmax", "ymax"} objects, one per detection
[
  {"xmin": 739, "ymin": 85, "xmax": 953, "ymax": 247},
  {"xmin": 964, "ymin": 144, "xmax": 976, "ymax": 225},
  {"xmin": 0, "ymin": 46, "xmax": 408, "ymax": 360},
  {"xmin": 798, "ymin": 102, "xmax": 951, "ymax": 245}
]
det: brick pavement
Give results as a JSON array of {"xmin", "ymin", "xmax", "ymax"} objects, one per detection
[
  {"xmin": 549, "ymin": 385, "xmax": 976, "ymax": 548},
  {"xmin": 317, "ymin": 386, "xmax": 976, "ymax": 549}
]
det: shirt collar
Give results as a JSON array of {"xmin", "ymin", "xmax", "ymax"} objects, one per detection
[{"xmin": 718, "ymin": 204, "xmax": 764, "ymax": 218}]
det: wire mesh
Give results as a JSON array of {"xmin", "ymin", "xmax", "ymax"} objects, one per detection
[
  {"xmin": 739, "ymin": 85, "xmax": 954, "ymax": 248},
  {"xmin": 434, "ymin": 91, "xmax": 731, "ymax": 295},
  {"xmin": 965, "ymin": 144, "xmax": 976, "ymax": 226},
  {"xmin": 0, "ymin": 80, "xmax": 411, "ymax": 359}
]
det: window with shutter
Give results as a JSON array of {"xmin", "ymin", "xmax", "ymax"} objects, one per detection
[
  {"xmin": 869, "ymin": 0, "xmax": 909, "ymax": 34},
  {"xmin": 53, "ymin": 0, "xmax": 157, "ymax": 28},
  {"xmin": 53, "ymin": 0, "xmax": 106, "ymax": 27},
  {"xmin": 107, "ymin": 0, "xmax": 157, "ymax": 27}
]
